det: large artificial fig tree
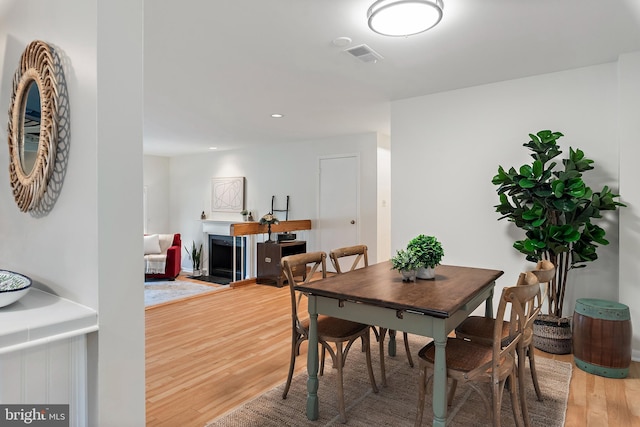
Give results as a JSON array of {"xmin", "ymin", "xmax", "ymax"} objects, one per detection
[{"xmin": 493, "ymin": 130, "xmax": 625, "ymax": 318}]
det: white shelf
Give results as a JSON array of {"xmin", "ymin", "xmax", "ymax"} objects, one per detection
[{"xmin": 0, "ymin": 288, "xmax": 98, "ymax": 354}]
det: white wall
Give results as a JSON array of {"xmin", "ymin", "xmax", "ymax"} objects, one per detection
[
  {"xmin": 95, "ymin": 2, "xmax": 144, "ymax": 425},
  {"xmin": 166, "ymin": 133, "xmax": 382, "ymax": 273},
  {"xmin": 377, "ymin": 133, "xmax": 391, "ymax": 261},
  {"xmin": 0, "ymin": 1, "xmax": 145, "ymax": 425},
  {"xmin": 618, "ymin": 51, "xmax": 640, "ymax": 360},
  {"xmin": 0, "ymin": 0, "xmax": 99, "ymax": 308},
  {"xmin": 143, "ymin": 155, "xmax": 171, "ymax": 234},
  {"xmin": 391, "ymin": 62, "xmax": 628, "ymax": 342}
]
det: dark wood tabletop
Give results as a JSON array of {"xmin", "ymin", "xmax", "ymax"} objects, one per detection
[{"xmin": 297, "ymin": 262, "xmax": 504, "ymax": 318}]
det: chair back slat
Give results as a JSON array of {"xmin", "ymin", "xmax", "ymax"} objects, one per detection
[
  {"xmin": 532, "ymin": 260, "xmax": 555, "ymax": 283},
  {"xmin": 517, "ymin": 271, "xmax": 542, "ymax": 322},
  {"xmin": 516, "ymin": 271, "xmax": 538, "ymax": 287},
  {"xmin": 282, "ymin": 252, "xmax": 327, "ymax": 322},
  {"xmin": 329, "ymin": 245, "xmax": 368, "ymax": 274},
  {"xmin": 531, "ymin": 260, "xmax": 556, "ymax": 306},
  {"xmin": 466, "ymin": 282, "xmax": 540, "ymax": 382},
  {"xmin": 504, "ymin": 281, "xmax": 542, "ymax": 355}
]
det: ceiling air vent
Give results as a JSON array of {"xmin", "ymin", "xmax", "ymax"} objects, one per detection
[{"xmin": 344, "ymin": 44, "xmax": 383, "ymax": 63}]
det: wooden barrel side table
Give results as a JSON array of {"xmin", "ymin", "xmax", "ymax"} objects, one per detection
[{"xmin": 573, "ymin": 298, "xmax": 632, "ymax": 378}]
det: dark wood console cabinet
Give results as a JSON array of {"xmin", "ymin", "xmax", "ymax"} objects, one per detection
[{"xmin": 256, "ymin": 241, "xmax": 307, "ymax": 287}]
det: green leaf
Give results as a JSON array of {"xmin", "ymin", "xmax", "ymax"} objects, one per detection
[
  {"xmin": 532, "ymin": 218, "xmax": 546, "ymax": 227},
  {"xmin": 519, "ymin": 178, "xmax": 536, "ymax": 189},
  {"xmin": 519, "ymin": 164, "xmax": 532, "ymax": 176},
  {"xmin": 533, "ymin": 187, "xmax": 553, "ymax": 197},
  {"xmin": 551, "ymin": 180, "xmax": 565, "ymax": 197},
  {"xmin": 532, "ymin": 160, "xmax": 543, "ymax": 178},
  {"xmin": 564, "ymin": 229, "xmax": 581, "ymax": 242},
  {"xmin": 492, "ymin": 166, "xmax": 508, "ymax": 185},
  {"xmin": 568, "ymin": 187, "xmax": 586, "ymax": 198},
  {"xmin": 552, "ymin": 198, "xmax": 577, "ymax": 212}
]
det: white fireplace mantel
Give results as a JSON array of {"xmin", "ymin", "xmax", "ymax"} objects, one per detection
[
  {"xmin": 201, "ymin": 219, "xmax": 235, "ymax": 236},
  {"xmin": 200, "ymin": 220, "xmax": 253, "ymax": 279}
]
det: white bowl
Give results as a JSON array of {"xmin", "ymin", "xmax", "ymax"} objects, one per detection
[{"xmin": 0, "ymin": 270, "xmax": 32, "ymax": 308}]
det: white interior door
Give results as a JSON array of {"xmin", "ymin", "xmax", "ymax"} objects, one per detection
[{"xmin": 318, "ymin": 155, "xmax": 359, "ymax": 271}]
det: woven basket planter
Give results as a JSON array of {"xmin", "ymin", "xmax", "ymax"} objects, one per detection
[{"xmin": 533, "ymin": 314, "xmax": 572, "ymax": 354}]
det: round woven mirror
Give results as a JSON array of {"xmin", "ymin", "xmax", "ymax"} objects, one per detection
[{"xmin": 8, "ymin": 40, "xmax": 59, "ymax": 212}]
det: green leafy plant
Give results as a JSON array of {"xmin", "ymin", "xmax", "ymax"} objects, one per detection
[
  {"xmin": 390, "ymin": 248, "xmax": 421, "ymax": 272},
  {"xmin": 407, "ymin": 234, "xmax": 444, "ymax": 268},
  {"xmin": 493, "ymin": 130, "xmax": 625, "ymax": 318},
  {"xmin": 185, "ymin": 241, "xmax": 203, "ymax": 271}
]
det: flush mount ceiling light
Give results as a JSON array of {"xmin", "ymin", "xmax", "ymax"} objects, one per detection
[{"xmin": 367, "ymin": 0, "xmax": 444, "ymax": 37}]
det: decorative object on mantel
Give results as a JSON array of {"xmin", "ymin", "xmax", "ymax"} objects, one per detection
[
  {"xmin": 390, "ymin": 249, "xmax": 420, "ymax": 282},
  {"xmin": 0, "ymin": 270, "xmax": 32, "ymax": 308},
  {"xmin": 211, "ymin": 177, "xmax": 245, "ymax": 213},
  {"xmin": 185, "ymin": 241, "xmax": 203, "ymax": 277},
  {"xmin": 8, "ymin": 40, "xmax": 67, "ymax": 213},
  {"xmin": 271, "ymin": 195, "xmax": 297, "ymax": 242},
  {"xmin": 407, "ymin": 234, "xmax": 444, "ymax": 279},
  {"xmin": 259, "ymin": 213, "xmax": 280, "ymax": 243},
  {"xmin": 201, "ymin": 211, "xmax": 207, "ymax": 220},
  {"xmin": 241, "ymin": 210, "xmax": 248, "ymax": 221},
  {"xmin": 247, "ymin": 212, "xmax": 254, "ymax": 221},
  {"xmin": 493, "ymin": 130, "xmax": 626, "ymax": 354}
]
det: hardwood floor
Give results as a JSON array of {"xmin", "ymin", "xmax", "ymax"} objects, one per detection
[{"xmin": 146, "ymin": 282, "xmax": 640, "ymax": 427}]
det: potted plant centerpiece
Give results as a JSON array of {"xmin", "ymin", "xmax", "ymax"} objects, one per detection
[
  {"xmin": 407, "ymin": 234, "xmax": 444, "ymax": 279},
  {"xmin": 391, "ymin": 248, "xmax": 421, "ymax": 282},
  {"xmin": 493, "ymin": 130, "xmax": 625, "ymax": 354},
  {"xmin": 185, "ymin": 241, "xmax": 203, "ymax": 277}
]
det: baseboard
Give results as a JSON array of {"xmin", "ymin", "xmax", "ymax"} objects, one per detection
[
  {"xmin": 632, "ymin": 348, "xmax": 640, "ymax": 362},
  {"xmin": 231, "ymin": 278, "xmax": 256, "ymax": 288}
]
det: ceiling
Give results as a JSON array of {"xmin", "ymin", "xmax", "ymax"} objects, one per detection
[{"xmin": 143, "ymin": 0, "xmax": 640, "ymax": 157}]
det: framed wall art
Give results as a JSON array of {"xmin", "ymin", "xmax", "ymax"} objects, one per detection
[{"xmin": 211, "ymin": 176, "xmax": 245, "ymax": 213}]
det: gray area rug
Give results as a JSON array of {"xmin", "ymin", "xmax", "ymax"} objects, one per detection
[
  {"xmin": 207, "ymin": 334, "xmax": 571, "ymax": 426},
  {"xmin": 144, "ymin": 280, "xmax": 226, "ymax": 307}
]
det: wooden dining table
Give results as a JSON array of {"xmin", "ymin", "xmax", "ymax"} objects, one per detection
[{"xmin": 296, "ymin": 261, "xmax": 503, "ymax": 427}]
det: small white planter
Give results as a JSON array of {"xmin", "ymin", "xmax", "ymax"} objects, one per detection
[
  {"xmin": 416, "ymin": 267, "xmax": 435, "ymax": 280},
  {"xmin": 400, "ymin": 270, "xmax": 417, "ymax": 282}
]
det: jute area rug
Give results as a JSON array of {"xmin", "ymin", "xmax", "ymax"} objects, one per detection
[
  {"xmin": 207, "ymin": 334, "xmax": 571, "ymax": 427},
  {"xmin": 144, "ymin": 280, "xmax": 227, "ymax": 307}
]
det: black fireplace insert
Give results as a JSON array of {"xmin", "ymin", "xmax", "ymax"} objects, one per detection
[{"xmin": 208, "ymin": 234, "xmax": 246, "ymax": 283}]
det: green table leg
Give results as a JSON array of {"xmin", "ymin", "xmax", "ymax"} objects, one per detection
[
  {"xmin": 484, "ymin": 287, "xmax": 494, "ymax": 317},
  {"xmin": 388, "ymin": 329, "xmax": 397, "ymax": 357},
  {"xmin": 431, "ymin": 325, "xmax": 447, "ymax": 427},
  {"xmin": 306, "ymin": 296, "xmax": 319, "ymax": 420}
]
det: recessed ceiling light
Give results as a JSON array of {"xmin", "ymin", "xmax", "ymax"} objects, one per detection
[{"xmin": 271, "ymin": 113, "xmax": 284, "ymax": 118}]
